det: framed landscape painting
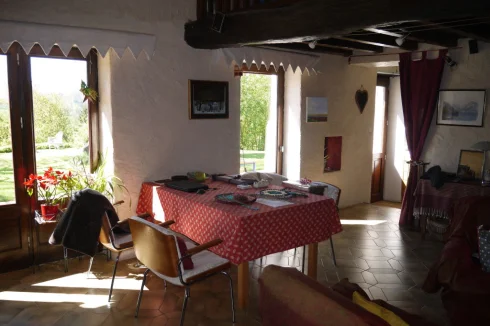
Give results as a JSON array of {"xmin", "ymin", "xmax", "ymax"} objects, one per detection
[
  {"xmin": 436, "ymin": 89, "xmax": 486, "ymax": 127},
  {"xmin": 188, "ymin": 80, "xmax": 229, "ymax": 119},
  {"xmin": 306, "ymin": 97, "xmax": 328, "ymax": 122}
]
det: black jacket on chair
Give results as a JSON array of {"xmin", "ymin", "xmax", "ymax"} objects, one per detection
[{"xmin": 49, "ymin": 189, "xmax": 124, "ymax": 257}]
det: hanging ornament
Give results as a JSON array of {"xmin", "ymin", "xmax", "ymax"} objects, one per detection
[{"xmin": 355, "ymin": 85, "xmax": 368, "ymax": 114}]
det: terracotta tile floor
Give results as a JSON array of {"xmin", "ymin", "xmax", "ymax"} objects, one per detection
[{"xmin": 0, "ymin": 202, "xmax": 447, "ymax": 325}]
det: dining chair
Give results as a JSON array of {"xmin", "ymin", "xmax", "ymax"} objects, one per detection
[
  {"xmin": 297, "ymin": 182, "xmax": 341, "ymax": 273},
  {"xmin": 87, "ymin": 210, "xmax": 153, "ymax": 302},
  {"xmin": 128, "ymin": 216, "xmax": 235, "ymax": 326}
]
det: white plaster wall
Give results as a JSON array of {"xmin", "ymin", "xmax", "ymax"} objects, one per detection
[
  {"xmin": 384, "ymin": 77, "xmax": 408, "ymax": 202},
  {"xmin": 0, "ymin": 0, "xmax": 240, "ymax": 216},
  {"xmin": 300, "ymin": 56, "xmax": 377, "ymax": 208},
  {"xmin": 98, "ymin": 54, "xmax": 114, "ymax": 176},
  {"xmin": 283, "ymin": 69, "xmax": 302, "ymax": 181},
  {"xmin": 422, "ymin": 40, "xmax": 490, "ymax": 172}
]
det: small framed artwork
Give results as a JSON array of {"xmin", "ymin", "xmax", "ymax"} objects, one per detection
[
  {"xmin": 436, "ymin": 89, "xmax": 486, "ymax": 127},
  {"xmin": 188, "ymin": 80, "xmax": 229, "ymax": 119},
  {"xmin": 306, "ymin": 97, "xmax": 328, "ymax": 122},
  {"xmin": 458, "ymin": 149, "xmax": 484, "ymax": 180},
  {"xmin": 324, "ymin": 136, "xmax": 342, "ymax": 172}
]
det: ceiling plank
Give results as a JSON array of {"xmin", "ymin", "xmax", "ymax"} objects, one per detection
[
  {"xmin": 337, "ymin": 33, "xmax": 418, "ymax": 50},
  {"xmin": 185, "ymin": 0, "xmax": 490, "ymax": 49},
  {"xmin": 441, "ymin": 23, "xmax": 490, "ymax": 43},
  {"xmin": 259, "ymin": 43, "xmax": 353, "ymax": 56},
  {"xmin": 315, "ymin": 39, "xmax": 383, "ymax": 53},
  {"xmin": 364, "ymin": 26, "xmax": 459, "ymax": 47}
]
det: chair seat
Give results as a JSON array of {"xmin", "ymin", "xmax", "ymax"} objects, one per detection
[
  {"xmin": 151, "ymin": 237, "xmax": 230, "ymax": 285},
  {"xmin": 113, "ymin": 233, "xmax": 133, "ymax": 250}
]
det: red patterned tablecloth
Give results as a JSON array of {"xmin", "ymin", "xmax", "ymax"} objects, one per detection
[
  {"xmin": 136, "ymin": 181, "xmax": 342, "ymax": 265},
  {"xmin": 413, "ymin": 179, "xmax": 490, "ymax": 220}
]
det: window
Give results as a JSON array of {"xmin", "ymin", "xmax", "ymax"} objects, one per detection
[
  {"xmin": 0, "ymin": 54, "xmax": 15, "ymax": 203},
  {"xmin": 0, "ymin": 44, "xmax": 98, "ymax": 205}
]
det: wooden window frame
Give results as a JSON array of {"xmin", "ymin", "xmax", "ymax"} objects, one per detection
[
  {"xmin": 24, "ymin": 44, "xmax": 100, "ymax": 172},
  {"xmin": 236, "ymin": 63, "xmax": 285, "ymax": 174}
]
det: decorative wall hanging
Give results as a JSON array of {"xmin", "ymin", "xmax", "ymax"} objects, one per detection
[
  {"xmin": 324, "ymin": 136, "xmax": 342, "ymax": 172},
  {"xmin": 436, "ymin": 89, "xmax": 486, "ymax": 127},
  {"xmin": 306, "ymin": 97, "xmax": 328, "ymax": 122},
  {"xmin": 355, "ymin": 86, "xmax": 369, "ymax": 114},
  {"xmin": 188, "ymin": 80, "xmax": 229, "ymax": 119},
  {"xmin": 0, "ymin": 20, "xmax": 156, "ymax": 59}
]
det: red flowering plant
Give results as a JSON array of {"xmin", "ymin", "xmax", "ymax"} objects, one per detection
[{"xmin": 24, "ymin": 167, "xmax": 75, "ymax": 206}]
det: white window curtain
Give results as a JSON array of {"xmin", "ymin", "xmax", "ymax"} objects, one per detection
[
  {"xmin": 213, "ymin": 47, "xmax": 320, "ymax": 74},
  {"xmin": 0, "ymin": 20, "xmax": 156, "ymax": 59}
]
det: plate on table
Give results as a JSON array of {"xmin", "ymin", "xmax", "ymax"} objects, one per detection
[
  {"xmin": 215, "ymin": 193, "xmax": 257, "ymax": 205},
  {"xmin": 259, "ymin": 189, "xmax": 292, "ymax": 200}
]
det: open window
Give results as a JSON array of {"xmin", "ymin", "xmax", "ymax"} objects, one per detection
[{"xmin": 236, "ymin": 64, "xmax": 284, "ymax": 174}]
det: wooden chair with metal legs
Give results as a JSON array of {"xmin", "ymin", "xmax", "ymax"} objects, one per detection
[
  {"xmin": 297, "ymin": 182, "xmax": 341, "ymax": 273},
  {"xmin": 87, "ymin": 211, "xmax": 152, "ymax": 302},
  {"xmin": 129, "ymin": 217, "xmax": 235, "ymax": 326}
]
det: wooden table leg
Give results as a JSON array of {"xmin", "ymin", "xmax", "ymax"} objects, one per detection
[
  {"xmin": 307, "ymin": 243, "xmax": 318, "ymax": 279},
  {"xmin": 237, "ymin": 261, "xmax": 249, "ymax": 309}
]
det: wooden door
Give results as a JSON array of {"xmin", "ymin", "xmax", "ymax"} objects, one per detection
[
  {"xmin": 0, "ymin": 45, "xmax": 34, "ymax": 272},
  {"xmin": 371, "ymin": 76, "xmax": 389, "ymax": 203}
]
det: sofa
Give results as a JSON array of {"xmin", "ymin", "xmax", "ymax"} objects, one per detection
[
  {"xmin": 423, "ymin": 196, "xmax": 490, "ymax": 326},
  {"xmin": 259, "ymin": 265, "xmax": 435, "ymax": 326}
]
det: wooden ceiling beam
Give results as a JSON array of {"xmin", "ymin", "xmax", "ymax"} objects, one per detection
[
  {"xmin": 364, "ymin": 27, "xmax": 459, "ymax": 48},
  {"xmin": 259, "ymin": 43, "xmax": 353, "ymax": 56},
  {"xmin": 337, "ymin": 33, "xmax": 418, "ymax": 50},
  {"xmin": 185, "ymin": 0, "xmax": 490, "ymax": 49}
]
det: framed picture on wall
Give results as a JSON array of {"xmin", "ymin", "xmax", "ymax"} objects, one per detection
[
  {"xmin": 306, "ymin": 97, "xmax": 328, "ymax": 122},
  {"xmin": 188, "ymin": 80, "xmax": 229, "ymax": 119},
  {"xmin": 436, "ymin": 89, "xmax": 486, "ymax": 127}
]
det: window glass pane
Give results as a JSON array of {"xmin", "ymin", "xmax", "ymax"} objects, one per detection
[
  {"xmin": 30, "ymin": 57, "xmax": 89, "ymax": 177},
  {"xmin": 0, "ymin": 55, "xmax": 16, "ymax": 204},
  {"xmin": 373, "ymin": 86, "xmax": 386, "ymax": 154}
]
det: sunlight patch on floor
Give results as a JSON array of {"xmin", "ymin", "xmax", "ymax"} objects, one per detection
[
  {"xmin": 33, "ymin": 272, "xmax": 148, "ymax": 291},
  {"xmin": 0, "ymin": 291, "xmax": 109, "ymax": 308},
  {"xmin": 340, "ymin": 219, "xmax": 387, "ymax": 225}
]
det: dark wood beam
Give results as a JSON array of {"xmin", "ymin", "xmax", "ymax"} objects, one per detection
[
  {"xmin": 185, "ymin": 0, "xmax": 490, "ymax": 49},
  {"xmin": 337, "ymin": 33, "xmax": 418, "ymax": 50},
  {"xmin": 364, "ymin": 26, "xmax": 459, "ymax": 48},
  {"xmin": 259, "ymin": 43, "xmax": 352, "ymax": 56},
  {"xmin": 316, "ymin": 38, "xmax": 383, "ymax": 53}
]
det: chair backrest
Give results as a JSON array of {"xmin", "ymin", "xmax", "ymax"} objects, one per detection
[
  {"xmin": 99, "ymin": 212, "xmax": 113, "ymax": 248},
  {"xmin": 312, "ymin": 182, "xmax": 341, "ymax": 207},
  {"xmin": 128, "ymin": 217, "xmax": 181, "ymax": 278}
]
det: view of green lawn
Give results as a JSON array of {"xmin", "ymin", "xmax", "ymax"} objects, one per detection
[
  {"xmin": 240, "ymin": 150, "xmax": 265, "ymax": 173},
  {"xmin": 0, "ymin": 148, "xmax": 85, "ymax": 203}
]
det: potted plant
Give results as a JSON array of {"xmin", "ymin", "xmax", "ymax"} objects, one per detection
[
  {"xmin": 24, "ymin": 167, "xmax": 74, "ymax": 221},
  {"xmin": 70, "ymin": 152, "xmax": 130, "ymax": 205}
]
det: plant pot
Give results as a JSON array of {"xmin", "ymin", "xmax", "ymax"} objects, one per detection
[{"xmin": 40, "ymin": 204, "xmax": 59, "ymax": 221}]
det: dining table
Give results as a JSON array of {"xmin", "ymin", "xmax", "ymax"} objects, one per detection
[{"xmin": 136, "ymin": 180, "xmax": 342, "ymax": 308}]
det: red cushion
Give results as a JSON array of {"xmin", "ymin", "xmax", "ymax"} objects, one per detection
[{"xmin": 176, "ymin": 237, "xmax": 194, "ymax": 270}]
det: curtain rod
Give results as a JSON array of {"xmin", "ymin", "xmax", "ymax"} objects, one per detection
[{"xmin": 349, "ymin": 46, "xmax": 462, "ymax": 59}]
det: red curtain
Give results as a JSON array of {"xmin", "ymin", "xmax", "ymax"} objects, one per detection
[{"xmin": 399, "ymin": 50, "xmax": 447, "ymax": 226}]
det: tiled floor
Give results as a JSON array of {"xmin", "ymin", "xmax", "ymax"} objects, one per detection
[{"xmin": 0, "ymin": 202, "xmax": 447, "ymax": 325}]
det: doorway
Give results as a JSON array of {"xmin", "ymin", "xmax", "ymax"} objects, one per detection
[
  {"xmin": 371, "ymin": 76, "xmax": 389, "ymax": 203},
  {"xmin": 0, "ymin": 44, "xmax": 97, "ymax": 272},
  {"xmin": 238, "ymin": 64, "xmax": 284, "ymax": 174}
]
